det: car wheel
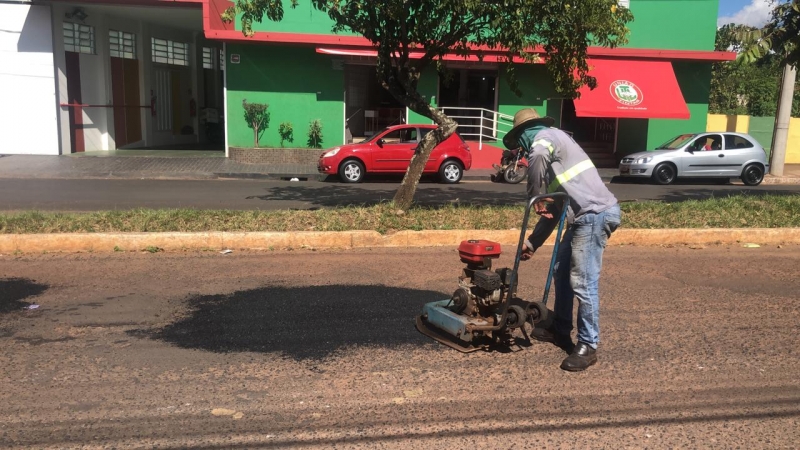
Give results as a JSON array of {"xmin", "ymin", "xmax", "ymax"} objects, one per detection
[
  {"xmin": 339, "ymin": 159, "xmax": 365, "ymax": 183},
  {"xmin": 652, "ymin": 163, "xmax": 677, "ymax": 185},
  {"xmin": 741, "ymin": 164, "xmax": 764, "ymax": 186},
  {"xmin": 439, "ymin": 160, "xmax": 463, "ymax": 184}
]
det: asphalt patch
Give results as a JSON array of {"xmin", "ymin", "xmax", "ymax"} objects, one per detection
[
  {"xmin": 0, "ymin": 278, "xmax": 48, "ymax": 314},
  {"xmin": 147, "ymin": 284, "xmax": 447, "ymax": 360}
]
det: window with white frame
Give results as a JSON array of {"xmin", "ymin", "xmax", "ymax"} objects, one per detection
[
  {"xmin": 63, "ymin": 22, "xmax": 95, "ymax": 54},
  {"xmin": 151, "ymin": 37, "xmax": 189, "ymax": 66},
  {"xmin": 109, "ymin": 30, "xmax": 136, "ymax": 59},
  {"xmin": 202, "ymin": 47, "xmax": 214, "ymax": 69},
  {"xmin": 618, "ymin": 0, "xmax": 630, "ymax": 7},
  {"xmin": 219, "ymin": 48, "xmax": 225, "ymax": 71}
]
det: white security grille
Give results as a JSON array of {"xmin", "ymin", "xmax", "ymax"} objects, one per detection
[
  {"xmin": 219, "ymin": 49, "xmax": 225, "ymax": 70},
  {"xmin": 153, "ymin": 68, "xmax": 173, "ymax": 132},
  {"xmin": 63, "ymin": 22, "xmax": 95, "ymax": 54},
  {"xmin": 202, "ymin": 47, "xmax": 213, "ymax": 69},
  {"xmin": 109, "ymin": 30, "xmax": 136, "ymax": 59},
  {"xmin": 151, "ymin": 37, "xmax": 189, "ymax": 66}
]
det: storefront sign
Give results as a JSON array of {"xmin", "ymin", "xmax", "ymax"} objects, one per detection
[{"xmin": 230, "ymin": 54, "xmax": 241, "ymax": 64}]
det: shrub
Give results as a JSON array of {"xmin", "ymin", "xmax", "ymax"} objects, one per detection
[
  {"xmin": 279, "ymin": 122, "xmax": 294, "ymax": 148},
  {"xmin": 242, "ymin": 99, "xmax": 270, "ymax": 147},
  {"xmin": 307, "ymin": 119, "xmax": 323, "ymax": 148}
]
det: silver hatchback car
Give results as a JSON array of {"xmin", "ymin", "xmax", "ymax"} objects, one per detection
[{"xmin": 618, "ymin": 132, "xmax": 769, "ymax": 186}]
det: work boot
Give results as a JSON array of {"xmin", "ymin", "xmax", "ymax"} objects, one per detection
[
  {"xmin": 531, "ymin": 325, "xmax": 574, "ymax": 352},
  {"xmin": 560, "ymin": 342, "xmax": 598, "ymax": 372}
]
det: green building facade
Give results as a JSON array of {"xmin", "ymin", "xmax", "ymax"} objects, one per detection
[{"xmin": 219, "ymin": 0, "xmax": 731, "ymax": 167}]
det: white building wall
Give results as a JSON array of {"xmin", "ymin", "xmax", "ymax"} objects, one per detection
[
  {"xmin": 0, "ymin": 3, "xmax": 59, "ymax": 155},
  {"xmin": 52, "ymin": 6, "xmax": 199, "ymax": 150}
]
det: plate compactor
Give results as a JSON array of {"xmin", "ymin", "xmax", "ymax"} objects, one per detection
[{"xmin": 416, "ymin": 193, "xmax": 570, "ymax": 352}]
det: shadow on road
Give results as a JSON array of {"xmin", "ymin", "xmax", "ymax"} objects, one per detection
[
  {"xmin": 0, "ymin": 278, "xmax": 48, "ymax": 314},
  {"xmin": 247, "ymin": 184, "xmax": 528, "ymax": 208},
  {"xmin": 142, "ymin": 284, "xmax": 446, "ymax": 360}
]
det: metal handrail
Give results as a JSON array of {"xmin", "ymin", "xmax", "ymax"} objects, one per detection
[{"xmin": 437, "ymin": 106, "xmax": 515, "ymax": 150}]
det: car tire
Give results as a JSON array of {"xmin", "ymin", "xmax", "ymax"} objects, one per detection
[
  {"xmin": 339, "ymin": 159, "xmax": 365, "ymax": 183},
  {"xmin": 652, "ymin": 163, "xmax": 677, "ymax": 185},
  {"xmin": 439, "ymin": 160, "xmax": 463, "ymax": 184},
  {"xmin": 741, "ymin": 164, "xmax": 764, "ymax": 186}
]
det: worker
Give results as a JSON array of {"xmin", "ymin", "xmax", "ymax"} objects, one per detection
[{"xmin": 503, "ymin": 108, "xmax": 621, "ymax": 372}]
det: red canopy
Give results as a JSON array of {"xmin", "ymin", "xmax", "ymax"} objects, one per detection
[{"xmin": 574, "ymin": 59, "xmax": 690, "ymax": 119}]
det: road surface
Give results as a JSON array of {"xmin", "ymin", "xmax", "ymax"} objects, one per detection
[
  {"xmin": 1, "ymin": 245, "xmax": 799, "ymax": 448},
  {"xmin": 0, "ymin": 177, "xmax": 798, "ymax": 211}
]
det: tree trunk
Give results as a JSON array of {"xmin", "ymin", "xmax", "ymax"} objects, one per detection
[
  {"xmin": 392, "ymin": 105, "xmax": 457, "ymax": 210},
  {"xmin": 253, "ymin": 125, "xmax": 259, "ymax": 148}
]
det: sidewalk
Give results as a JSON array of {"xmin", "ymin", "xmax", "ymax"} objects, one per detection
[{"xmin": 0, "ymin": 152, "xmax": 796, "ymax": 184}]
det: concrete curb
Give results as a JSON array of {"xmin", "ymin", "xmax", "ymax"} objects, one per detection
[{"xmin": 0, "ymin": 228, "xmax": 797, "ymax": 253}]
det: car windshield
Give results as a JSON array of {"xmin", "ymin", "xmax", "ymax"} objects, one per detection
[{"xmin": 655, "ymin": 134, "xmax": 697, "ymax": 150}]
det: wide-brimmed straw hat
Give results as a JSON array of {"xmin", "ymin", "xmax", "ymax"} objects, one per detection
[{"xmin": 503, "ymin": 108, "xmax": 555, "ymax": 149}]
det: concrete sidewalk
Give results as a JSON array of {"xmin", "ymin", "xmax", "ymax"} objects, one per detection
[{"xmin": 0, "ymin": 153, "xmax": 796, "ymax": 184}]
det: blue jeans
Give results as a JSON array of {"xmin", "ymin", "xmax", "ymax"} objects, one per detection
[{"xmin": 551, "ymin": 204, "xmax": 621, "ymax": 348}]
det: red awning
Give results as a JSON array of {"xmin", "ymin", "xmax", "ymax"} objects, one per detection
[{"xmin": 574, "ymin": 59, "xmax": 690, "ymax": 119}]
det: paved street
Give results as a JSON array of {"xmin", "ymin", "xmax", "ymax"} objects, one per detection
[
  {"xmin": 1, "ymin": 177, "xmax": 799, "ymax": 211},
  {"xmin": 1, "ymin": 246, "xmax": 799, "ymax": 448}
]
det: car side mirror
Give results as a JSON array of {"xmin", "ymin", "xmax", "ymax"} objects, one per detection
[{"xmin": 377, "ymin": 138, "xmax": 385, "ymax": 147}]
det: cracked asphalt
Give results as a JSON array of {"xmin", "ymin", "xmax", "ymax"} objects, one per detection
[{"xmin": 1, "ymin": 245, "xmax": 798, "ymax": 449}]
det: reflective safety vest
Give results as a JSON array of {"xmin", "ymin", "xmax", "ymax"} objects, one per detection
[{"xmin": 531, "ymin": 138, "xmax": 596, "ymax": 193}]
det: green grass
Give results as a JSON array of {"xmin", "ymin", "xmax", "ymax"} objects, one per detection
[{"xmin": 0, "ymin": 194, "xmax": 798, "ymax": 234}]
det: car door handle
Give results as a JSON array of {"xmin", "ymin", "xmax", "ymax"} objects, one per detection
[{"xmin": 718, "ymin": 154, "xmax": 724, "ymax": 157}]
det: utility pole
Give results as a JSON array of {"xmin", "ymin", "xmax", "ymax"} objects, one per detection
[{"xmin": 770, "ymin": 62, "xmax": 796, "ymax": 176}]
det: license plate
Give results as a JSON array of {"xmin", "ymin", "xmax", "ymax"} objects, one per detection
[{"xmin": 619, "ymin": 165, "xmax": 630, "ymax": 174}]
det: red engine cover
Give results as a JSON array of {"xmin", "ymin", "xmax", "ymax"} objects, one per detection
[{"xmin": 458, "ymin": 239, "xmax": 502, "ymax": 264}]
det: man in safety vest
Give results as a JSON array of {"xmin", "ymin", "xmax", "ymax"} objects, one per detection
[{"xmin": 503, "ymin": 108, "xmax": 621, "ymax": 372}]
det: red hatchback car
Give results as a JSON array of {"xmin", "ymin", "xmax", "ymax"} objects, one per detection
[{"xmin": 318, "ymin": 124, "xmax": 472, "ymax": 183}]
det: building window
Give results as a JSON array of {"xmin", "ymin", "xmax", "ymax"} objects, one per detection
[
  {"xmin": 219, "ymin": 49, "xmax": 225, "ymax": 71},
  {"xmin": 202, "ymin": 47, "xmax": 214, "ymax": 69},
  {"xmin": 63, "ymin": 22, "xmax": 95, "ymax": 54},
  {"xmin": 618, "ymin": 0, "xmax": 630, "ymax": 7},
  {"xmin": 151, "ymin": 37, "xmax": 189, "ymax": 66},
  {"xmin": 109, "ymin": 30, "xmax": 136, "ymax": 59}
]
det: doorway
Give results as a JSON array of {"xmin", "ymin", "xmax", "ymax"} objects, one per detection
[{"xmin": 438, "ymin": 69, "xmax": 498, "ymax": 140}]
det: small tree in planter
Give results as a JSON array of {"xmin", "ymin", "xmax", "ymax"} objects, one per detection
[
  {"xmin": 307, "ymin": 119, "xmax": 323, "ymax": 148},
  {"xmin": 279, "ymin": 122, "xmax": 294, "ymax": 148},
  {"xmin": 242, "ymin": 99, "xmax": 270, "ymax": 147}
]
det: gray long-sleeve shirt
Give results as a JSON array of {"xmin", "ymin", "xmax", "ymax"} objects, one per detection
[{"xmin": 524, "ymin": 128, "xmax": 618, "ymax": 251}]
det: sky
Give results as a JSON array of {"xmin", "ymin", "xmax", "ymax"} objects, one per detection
[{"xmin": 717, "ymin": 0, "xmax": 773, "ymax": 27}]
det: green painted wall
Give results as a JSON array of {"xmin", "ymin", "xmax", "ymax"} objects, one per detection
[
  {"xmin": 645, "ymin": 62, "xmax": 711, "ymax": 150},
  {"xmin": 616, "ymin": 119, "xmax": 650, "ymax": 155},
  {"xmin": 406, "ymin": 66, "xmax": 438, "ymax": 125},
  {"xmin": 624, "ymin": 0, "xmax": 718, "ymax": 51},
  {"xmin": 238, "ymin": 1, "xmax": 719, "ymax": 53},
  {"xmin": 748, "ymin": 116, "xmax": 775, "ymax": 155},
  {"xmin": 239, "ymin": 4, "xmax": 353, "ymax": 35},
  {"xmin": 226, "ymin": 44, "xmax": 344, "ymax": 148},
  {"xmin": 498, "ymin": 64, "xmax": 557, "ymax": 122}
]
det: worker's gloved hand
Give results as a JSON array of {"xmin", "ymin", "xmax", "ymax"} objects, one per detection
[{"xmin": 520, "ymin": 242, "xmax": 535, "ymax": 261}]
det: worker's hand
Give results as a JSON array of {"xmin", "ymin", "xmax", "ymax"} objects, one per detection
[
  {"xmin": 520, "ymin": 242, "xmax": 535, "ymax": 261},
  {"xmin": 535, "ymin": 198, "xmax": 554, "ymax": 219}
]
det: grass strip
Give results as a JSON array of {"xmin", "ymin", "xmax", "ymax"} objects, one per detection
[{"xmin": 0, "ymin": 194, "xmax": 798, "ymax": 234}]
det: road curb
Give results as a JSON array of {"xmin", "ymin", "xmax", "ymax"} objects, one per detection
[{"xmin": 0, "ymin": 228, "xmax": 797, "ymax": 253}]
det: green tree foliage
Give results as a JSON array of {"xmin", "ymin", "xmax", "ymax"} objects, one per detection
[
  {"xmin": 710, "ymin": 24, "xmax": 782, "ymax": 116},
  {"xmin": 224, "ymin": 0, "xmax": 632, "ymax": 209},
  {"xmin": 242, "ymin": 100, "xmax": 270, "ymax": 147}
]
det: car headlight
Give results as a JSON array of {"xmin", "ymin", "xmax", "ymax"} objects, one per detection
[
  {"xmin": 323, "ymin": 148, "xmax": 340, "ymax": 158},
  {"xmin": 635, "ymin": 156, "xmax": 653, "ymax": 164}
]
